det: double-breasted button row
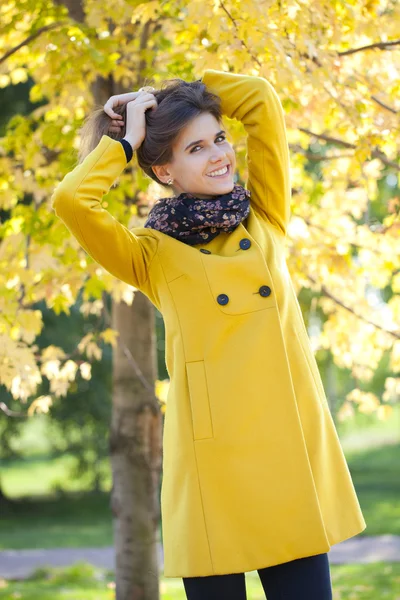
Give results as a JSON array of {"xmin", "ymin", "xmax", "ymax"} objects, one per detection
[
  {"xmin": 217, "ymin": 286, "xmax": 272, "ymax": 305},
  {"xmin": 200, "ymin": 237, "xmax": 271, "ymax": 306}
]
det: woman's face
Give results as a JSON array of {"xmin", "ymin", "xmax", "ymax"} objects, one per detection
[{"xmin": 152, "ymin": 113, "xmax": 236, "ymax": 199}]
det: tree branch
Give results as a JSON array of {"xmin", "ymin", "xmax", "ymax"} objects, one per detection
[
  {"xmin": 206, "ymin": 12, "xmax": 399, "ymax": 163},
  {"xmin": 371, "ymin": 95, "xmax": 398, "ymax": 114},
  {"xmin": 101, "ymin": 292, "xmax": 161, "ymax": 413},
  {"xmin": 341, "ymin": 71, "xmax": 398, "ymax": 115},
  {"xmin": 299, "ymin": 128, "xmax": 400, "ymax": 171},
  {"xmin": 0, "ymin": 402, "xmax": 27, "ymax": 417},
  {"xmin": 300, "ymin": 216, "xmax": 385, "ymax": 255},
  {"xmin": 0, "ymin": 23, "xmax": 64, "ymax": 66},
  {"xmin": 290, "ymin": 144, "xmax": 355, "ymax": 162},
  {"xmin": 338, "ymin": 38, "xmax": 400, "ymax": 57},
  {"xmin": 219, "ymin": 0, "xmax": 262, "ymax": 68},
  {"xmin": 307, "ymin": 275, "xmax": 399, "ymax": 339}
]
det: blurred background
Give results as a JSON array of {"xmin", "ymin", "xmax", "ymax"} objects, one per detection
[{"xmin": 0, "ymin": 0, "xmax": 399, "ymax": 598}]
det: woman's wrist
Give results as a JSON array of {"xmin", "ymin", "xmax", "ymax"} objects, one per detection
[
  {"xmin": 122, "ymin": 135, "xmax": 137, "ymax": 149},
  {"xmin": 119, "ymin": 138, "xmax": 134, "ymax": 163}
]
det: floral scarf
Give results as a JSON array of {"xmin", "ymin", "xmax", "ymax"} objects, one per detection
[{"xmin": 143, "ymin": 183, "xmax": 251, "ymax": 246}]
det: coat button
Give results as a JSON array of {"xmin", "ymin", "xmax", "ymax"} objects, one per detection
[
  {"xmin": 217, "ymin": 294, "xmax": 229, "ymax": 305},
  {"xmin": 200, "ymin": 248, "xmax": 211, "ymax": 254},
  {"xmin": 239, "ymin": 238, "xmax": 251, "ymax": 250},
  {"xmin": 259, "ymin": 285, "xmax": 272, "ymax": 297}
]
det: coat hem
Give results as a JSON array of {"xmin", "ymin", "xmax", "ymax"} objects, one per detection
[{"xmin": 162, "ymin": 520, "xmax": 367, "ymax": 578}]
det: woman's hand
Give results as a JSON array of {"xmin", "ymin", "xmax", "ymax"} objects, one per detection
[{"xmin": 104, "ymin": 87, "xmax": 157, "ymax": 139}]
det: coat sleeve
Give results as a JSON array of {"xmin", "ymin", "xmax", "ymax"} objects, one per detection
[
  {"xmin": 202, "ymin": 69, "xmax": 291, "ymax": 236},
  {"xmin": 51, "ymin": 135, "xmax": 159, "ymax": 289}
]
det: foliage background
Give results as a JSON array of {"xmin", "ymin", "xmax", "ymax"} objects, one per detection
[{"xmin": 0, "ymin": 0, "xmax": 399, "ymax": 486}]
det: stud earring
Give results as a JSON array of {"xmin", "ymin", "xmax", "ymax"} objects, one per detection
[{"xmin": 167, "ymin": 177, "xmax": 173, "ymax": 185}]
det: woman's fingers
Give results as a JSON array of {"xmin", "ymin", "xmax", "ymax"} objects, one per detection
[
  {"xmin": 107, "ymin": 118, "xmax": 124, "ymax": 133},
  {"xmin": 103, "ymin": 92, "xmax": 140, "ymax": 118},
  {"xmin": 103, "ymin": 104, "xmax": 122, "ymax": 119},
  {"xmin": 103, "ymin": 90, "xmax": 156, "ymax": 118},
  {"xmin": 105, "ymin": 91, "xmax": 158, "ymax": 139}
]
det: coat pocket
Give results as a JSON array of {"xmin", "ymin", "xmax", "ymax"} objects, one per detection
[
  {"xmin": 185, "ymin": 360, "xmax": 213, "ymax": 440},
  {"xmin": 294, "ymin": 327, "xmax": 328, "ymax": 407}
]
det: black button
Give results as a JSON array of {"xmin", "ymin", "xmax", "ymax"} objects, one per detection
[
  {"xmin": 200, "ymin": 248, "xmax": 211, "ymax": 254},
  {"xmin": 217, "ymin": 294, "xmax": 229, "ymax": 305},
  {"xmin": 259, "ymin": 285, "xmax": 272, "ymax": 297},
  {"xmin": 239, "ymin": 238, "xmax": 251, "ymax": 250}
]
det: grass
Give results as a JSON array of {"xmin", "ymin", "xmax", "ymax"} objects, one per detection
[
  {"xmin": 0, "ymin": 562, "xmax": 400, "ymax": 599},
  {"xmin": 0, "ymin": 492, "xmax": 113, "ymax": 550},
  {"xmin": 1, "ymin": 406, "xmax": 399, "ymax": 550},
  {"xmin": 337, "ymin": 403, "xmax": 400, "ymax": 454},
  {"xmin": 346, "ymin": 442, "xmax": 400, "ymax": 537},
  {"xmin": 1, "ymin": 441, "xmax": 400, "ymax": 549},
  {"xmin": 1, "ymin": 453, "xmax": 90, "ymax": 497}
]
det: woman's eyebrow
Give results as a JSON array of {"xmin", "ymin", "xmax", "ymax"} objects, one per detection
[{"xmin": 184, "ymin": 130, "xmax": 226, "ymax": 151}]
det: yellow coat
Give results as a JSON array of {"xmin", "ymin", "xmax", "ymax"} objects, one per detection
[{"xmin": 52, "ymin": 69, "xmax": 366, "ymax": 578}]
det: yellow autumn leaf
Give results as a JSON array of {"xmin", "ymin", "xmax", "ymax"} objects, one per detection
[
  {"xmin": 50, "ymin": 294, "xmax": 72, "ymax": 316},
  {"xmin": 376, "ymin": 404, "xmax": 393, "ymax": 421},
  {"xmin": 14, "ymin": 310, "xmax": 43, "ymax": 344},
  {"xmin": 337, "ymin": 401, "xmax": 355, "ymax": 422},
  {"xmin": 131, "ymin": 0, "xmax": 160, "ymax": 23},
  {"xmin": 10, "ymin": 68, "xmax": 28, "ymax": 85},
  {"xmin": 155, "ymin": 379, "xmax": 170, "ymax": 404},
  {"xmin": 0, "ymin": 74, "xmax": 10, "ymax": 88},
  {"xmin": 100, "ymin": 328, "xmax": 120, "ymax": 347},
  {"xmin": 390, "ymin": 341, "xmax": 400, "ymax": 372},
  {"xmin": 77, "ymin": 333, "xmax": 94, "ymax": 354},
  {"xmin": 346, "ymin": 389, "xmax": 380, "ymax": 414},
  {"xmin": 86, "ymin": 341, "xmax": 102, "ymax": 361},
  {"xmin": 79, "ymin": 362, "xmax": 92, "ymax": 380},
  {"xmin": 41, "ymin": 345, "xmax": 66, "ymax": 362},
  {"xmin": 0, "ymin": 0, "xmax": 399, "ymax": 417},
  {"xmin": 392, "ymin": 273, "xmax": 400, "ymax": 294},
  {"xmin": 28, "ymin": 395, "xmax": 53, "ymax": 415}
]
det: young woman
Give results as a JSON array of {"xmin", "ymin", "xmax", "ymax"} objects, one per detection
[{"xmin": 52, "ymin": 69, "xmax": 366, "ymax": 599}]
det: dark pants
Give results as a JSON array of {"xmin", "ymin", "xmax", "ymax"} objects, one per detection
[{"xmin": 182, "ymin": 553, "xmax": 333, "ymax": 600}]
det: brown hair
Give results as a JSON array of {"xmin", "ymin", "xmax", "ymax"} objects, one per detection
[{"xmin": 78, "ymin": 78, "xmax": 223, "ymax": 189}]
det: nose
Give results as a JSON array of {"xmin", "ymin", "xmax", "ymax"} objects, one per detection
[{"xmin": 210, "ymin": 146, "xmax": 227, "ymax": 163}]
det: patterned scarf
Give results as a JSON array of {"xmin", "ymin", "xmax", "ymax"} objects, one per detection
[{"xmin": 143, "ymin": 183, "xmax": 251, "ymax": 246}]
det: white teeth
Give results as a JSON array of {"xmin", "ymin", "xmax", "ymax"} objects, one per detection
[{"xmin": 208, "ymin": 165, "xmax": 228, "ymax": 177}]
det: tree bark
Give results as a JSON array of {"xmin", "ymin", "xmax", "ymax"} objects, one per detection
[
  {"xmin": 59, "ymin": 5, "xmax": 163, "ymax": 596},
  {"xmin": 111, "ymin": 293, "xmax": 162, "ymax": 600}
]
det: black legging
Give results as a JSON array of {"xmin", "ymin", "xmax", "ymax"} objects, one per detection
[{"xmin": 182, "ymin": 553, "xmax": 333, "ymax": 600}]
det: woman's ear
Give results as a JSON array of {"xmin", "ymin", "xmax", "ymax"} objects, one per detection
[{"xmin": 152, "ymin": 164, "xmax": 172, "ymax": 184}]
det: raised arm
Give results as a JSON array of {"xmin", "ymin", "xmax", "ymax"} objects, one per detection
[
  {"xmin": 51, "ymin": 135, "xmax": 159, "ymax": 289},
  {"xmin": 202, "ymin": 69, "xmax": 291, "ymax": 236}
]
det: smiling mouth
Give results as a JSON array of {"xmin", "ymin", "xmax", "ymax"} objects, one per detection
[{"xmin": 206, "ymin": 164, "xmax": 231, "ymax": 178}]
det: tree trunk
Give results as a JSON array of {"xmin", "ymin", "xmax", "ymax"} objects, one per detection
[
  {"xmin": 111, "ymin": 293, "xmax": 162, "ymax": 600},
  {"xmin": 58, "ymin": 6, "xmax": 163, "ymax": 597}
]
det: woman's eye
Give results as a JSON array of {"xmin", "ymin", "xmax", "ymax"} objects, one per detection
[{"xmin": 190, "ymin": 136, "xmax": 226, "ymax": 153}]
